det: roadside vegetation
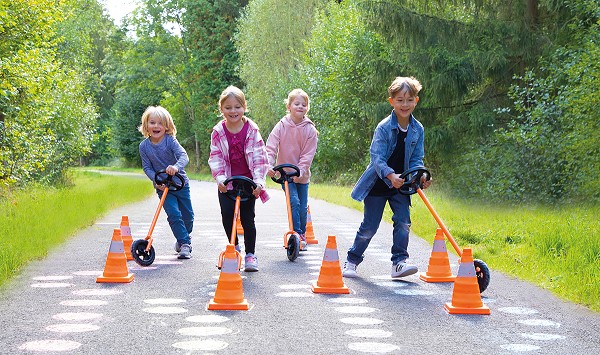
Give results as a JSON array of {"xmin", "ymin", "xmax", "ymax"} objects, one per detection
[{"xmin": 0, "ymin": 171, "xmax": 152, "ymax": 288}]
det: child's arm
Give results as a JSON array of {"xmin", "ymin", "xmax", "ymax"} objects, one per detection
[
  {"xmin": 170, "ymin": 137, "xmax": 189, "ymax": 174},
  {"xmin": 139, "ymin": 141, "xmax": 157, "ymax": 184},
  {"xmin": 208, "ymin": 129, "xmax": 228, "ymax": 185},
  {"xmin": 295, "ymin": 127, "xmax": 318, "ymax": 181}
]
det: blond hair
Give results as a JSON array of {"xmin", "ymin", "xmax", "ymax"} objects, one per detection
[
  {"xmin": 285, "ymin": 89, "xmax": 310, "ymax": 113},
  {"xmin": 138, "ymin": 106, "xmax": 177, "ymax": 137},
  {"xmin": 219, "ymin": 86, "xmax": 247, "ymax": 114},
  {"xmin": 388, "ymin": 76, "xmax": 422, "ymax": 98}
]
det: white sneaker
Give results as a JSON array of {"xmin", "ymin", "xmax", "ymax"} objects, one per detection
[
  {"xmin": 391, "ymin": 262, "xmax": 418, "ymax": 278},
  {"xmin": 342, "ymin": 261, "xmax": 358, "ymax": 278},
  {"xmin": 244, "ymin": 253, "xmax": 258, "ymax": 272}
]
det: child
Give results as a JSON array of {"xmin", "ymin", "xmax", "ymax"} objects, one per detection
[
  {"xmin": 342, "ymin": 77, "xmax": 432, "ymax": 278},
  {"xmin": 208, "ymin": 86, "xmax": 270, "ymax": 272},
  {"xmin": 266, "ymin": 89, "xmax": 318, "ymax": 251},
  {"xmin": 138, "ymin": 106, "xmax": 194, "ymax": 259}
]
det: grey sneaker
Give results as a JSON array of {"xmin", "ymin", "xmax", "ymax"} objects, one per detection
[
  {"xmin": 244, "ymin": 253, "xmax": 258, "ymax": 272},
  {"xmin": 299, "ymin": 234, "xmax": 307, "ymax": 251},
  {"xmin": 178, "ymin": 244, "xmax": 192, "ymax": 259},
  {"xmin": 391, "ymin": 262, "xmax": 418, "ymax": 278},
  {"xmin": 175, "ymin": 241, "xmax": 182, "ymax": 253},
  {"xmin": 342, "ymin": 261, "xmax": 358, "ymax": 278}
]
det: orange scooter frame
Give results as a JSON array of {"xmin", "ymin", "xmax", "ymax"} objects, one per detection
[
  {"xmin": 271, "ymin": 164, "xmax": 303, "ymax": 261},
  {"xmin": 131, "ymin": 171, "xmax": 185, "ymax": 266},
  {"xmin": 215, "ymin": 176, "xmax": 257, "ymax": 270},
  {"xmin": 399, "ymin": 167, "xmax": 491, "ymax": 292}
]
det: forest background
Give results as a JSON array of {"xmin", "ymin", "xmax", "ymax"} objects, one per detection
[{"xmin": 1, "ymin": 0, "xmax": 599, "ymax": 204}]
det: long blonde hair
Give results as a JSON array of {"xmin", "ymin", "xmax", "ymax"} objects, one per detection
[{"xmin": 138, "ymin": 106, "xmax": 177, "ymax": 137}]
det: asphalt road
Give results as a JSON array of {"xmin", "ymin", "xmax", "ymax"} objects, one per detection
[{"xmin": 1, "ymin": 178, "xmax": 599, "ymax": 354}]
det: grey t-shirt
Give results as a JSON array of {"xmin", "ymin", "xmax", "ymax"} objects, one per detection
[{"xmin": 139, "ymin": 135, "xmax": 189, "ymax": 186}]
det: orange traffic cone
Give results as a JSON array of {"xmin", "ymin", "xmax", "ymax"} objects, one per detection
[
  {"xmin": 208, "ymin": 244, "xmax": 249, "ymax": 310},
  {"xmin": 305, "ymin": 205, "xmax": 318, "ymax": 244},
  {"xmin": 444, "ymin": 248, "xmax": 490, "ymax": 315},
  {"xmin": 311, "ymin": 235, "xmax": 350, "ymax": 294},
  {"xmin": 236, "ymin": 215, "xmax": 244, "ymax": 236},
  {"xmin": 419, "ymin": 228, "xmax": 456, "ymax": 282},
  {"xmin": 120, "ymin": 216, "xmax": 133, "ymax": 261},
  {"xmin": 96, "ymin": 228, "xmax": 134, "ymax": 283}
]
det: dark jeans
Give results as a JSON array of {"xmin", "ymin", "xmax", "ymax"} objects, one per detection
[
  {"xmin": 157, "ymin": 184, "xmax": 194, "ymax": 246},
  {"xmin": 347, "ymin": 192, "xmax": 411, "ymax": 266},
  {"xmin": 218, "ymin": 191, "xmax": 257, "ymax": 254},
  {"xmin": 281, "ymin": 182, "xmax": 309, "ymax": 234}
]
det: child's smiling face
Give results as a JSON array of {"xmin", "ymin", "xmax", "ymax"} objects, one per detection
[
  {"xmin": 220, "ymin": 96, "xmax": 245, "ymax": 124},
  {"xmin": 389, "ymin": 89, "xmax": 418, "ymax": 121},
  {"xmin": 148, "ymin": 116, "xmax": 166, "ymax": 143}
]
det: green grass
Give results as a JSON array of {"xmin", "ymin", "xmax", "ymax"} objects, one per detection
[
  {"xmin": 310, "ymin": 184, "xmax": 600, "ymax": 313},
  {"xmin": 0, "ymin": 170, "xmax": 153, "ymax": 287}
]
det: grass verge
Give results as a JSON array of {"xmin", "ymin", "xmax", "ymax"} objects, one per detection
[
  {"xmin": 310, "ymin": 183, "xmax": 600, "ymax": 313},
  {"xmin": 0, "ymin": 170, "xmax": 153, "ymax": 287}
]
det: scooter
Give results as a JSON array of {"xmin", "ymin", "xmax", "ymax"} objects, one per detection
[
  {"xmin": 131, "ymin": 170, "xmax": 185, "ymax": 266},
  {"xmin": 216, "ymin": 176, "xmax": 257, "ymax": 270},
  {"xmin": 271, "ymin": 164, "xmax": 302, "ymax": 261},
  {"xmin": 399, "ymin": 167, "xmax": 491, "ymax": 292}
]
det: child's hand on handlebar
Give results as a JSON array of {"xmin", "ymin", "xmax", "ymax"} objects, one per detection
[
  {"xmin": 266, "ymin": 169, "xmax": 276, "ymax": 178},
  {"xmin": 165, "ymin": 165, "xmax": 179, "ymax": 175},
  {"xmin": 253, "ymin": 184, "xmax": 263, "ymax": 198},
  {"xmin": 421, "ymin": 175, "xmax": 432, "ymax": 189},
  {"xmin": 217, "ymin": 182, "xmax": 227, "ymax": 193},
  {"xmin": 387, "ymin": 173, "xmax": 404, "ymax": 189}
]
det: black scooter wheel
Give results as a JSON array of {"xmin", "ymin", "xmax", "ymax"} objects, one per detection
[
  {"xmin": 131, "ymin": 239, "xmax": 155, "ymax": 266},
  {"xmin": 474, "ymin": 259, "xmax": 490, "ymax": 293},
  {"xmin": 287, "ymin": 234, "xmax": 300, "ymax": 261}
]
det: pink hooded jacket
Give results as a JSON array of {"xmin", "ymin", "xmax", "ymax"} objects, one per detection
[{"xmin": 266, "ymin": 114, "xmax": 318, "ymax": 184}]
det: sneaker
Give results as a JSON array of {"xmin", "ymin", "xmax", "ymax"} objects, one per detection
[
  {"xmin": 391, "ymin": 262, "xmax": 418, "ymax": 278},
  {"xmin": 244, "ymin": 253, "xmax": 258, "ymax": 272},
  {"xmin": 299, "ymin": 233, "xmax": 307, "ymax": 251},
  {"xmin": 178, "ymin": 244, "xmax": 192, "ymax": 259},
  {"xmin": 342, "ymin": 261, "xmax": 358, "ymax": 278},
  {"xmin": 174, "ymin": 241, "xmax": 182, "ymax": 253}
]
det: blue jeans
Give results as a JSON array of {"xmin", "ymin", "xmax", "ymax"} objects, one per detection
[
  {"xmin": 282, "ymin": 182, "xmax": 309, "ymax": 235},
  {"xmin": 157, "ymin": 184, "xmax": 194, "ymax": 245},
  {"xmin": 347, "ymin": 192, "xmax": 411, "ymax": 266}
]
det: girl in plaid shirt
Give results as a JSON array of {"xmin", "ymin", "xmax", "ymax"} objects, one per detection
[{"xmin": 208, "ymin": 86, "xmax": 270, "ymax": 272}]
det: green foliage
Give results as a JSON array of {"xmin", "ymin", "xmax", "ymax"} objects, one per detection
[
  {"xmin": 455, "ymin": 0, "xmax": 600, "ymax": 203},
  {"xmin": 0, "ymin": 0, "xmax": 97, "ymax": 186},
  {"xmin": 300, "ymin": 1, "xmax": 387, "ymax": 183},
  {"xmin": 236, "ymin": 0, "xmax": 327, "ymax": 134}
]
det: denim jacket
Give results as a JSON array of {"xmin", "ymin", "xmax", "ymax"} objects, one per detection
[{"xmin": 351, "ymin": 111, "xmax": 425, "ymax": 202}]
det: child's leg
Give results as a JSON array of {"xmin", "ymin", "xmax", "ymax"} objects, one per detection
[
  {"xmin": 296, "ymin": 183, "xmax": 309, "ymax": 234},
  {"xmin": 239, "ymin": 196, "xmax": 257, "ymax": 254},
  {"xmin": 176, "ymin": 185, "xmax": 194, "ymax": 235},
  {"xmin": 388, "ymin": 193, "xmax": 411, "ymax": 264},
  {"xmin": 347, "ymin": 195, "xmax": 387, "ymax": 265},
  {"xmin": 286, "ymin": 183, "xmax": 302, "ymax": 234},
  {"xmin": 159, "ymin": 189, "xmax": 191, "ymax": 245},
  {"xmin": 218, "ymin": 192, "xmax": 238, "ymax": 246}
]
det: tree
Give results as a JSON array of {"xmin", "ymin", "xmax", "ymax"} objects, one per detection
[
  {"xmin": 0, "ymin": 0, "xmax": 97, "ymax": 186},
  {"xmin": 236, "ymin": 0, "xmax": 326, "ymax": 133}
]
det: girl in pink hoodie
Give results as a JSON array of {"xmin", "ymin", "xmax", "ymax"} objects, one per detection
[{"xmin": 266, "ymin": 89, "xmax": 318, "ymax": 250}]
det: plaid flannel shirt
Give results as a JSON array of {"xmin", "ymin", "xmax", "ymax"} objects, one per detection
[{"xmin": 208, "ymin": 117, "xmax": 270, "ymax": 203}]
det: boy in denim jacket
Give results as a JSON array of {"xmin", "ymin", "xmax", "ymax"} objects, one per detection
[{"xmin": 343, "ymin": 77, "xmax": 432, "ymax": 278}]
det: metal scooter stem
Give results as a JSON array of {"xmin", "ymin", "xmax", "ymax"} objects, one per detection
[{"xmin": 416, "ymin": 187, "xmax": 462, "ymax": 256}]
